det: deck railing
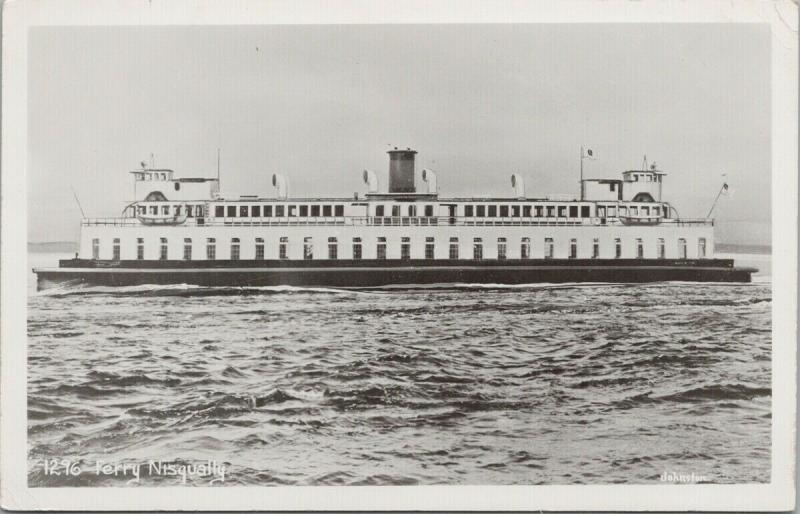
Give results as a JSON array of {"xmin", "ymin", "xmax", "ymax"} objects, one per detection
[{"xmin": 81, "ymin": 216, "xmax": 714, "ymax": 228}]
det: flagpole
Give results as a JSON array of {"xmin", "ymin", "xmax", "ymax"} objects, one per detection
[
  {"xmin": 580, "ymin": 146, "xmax": 584, "ymax": 201},
  {"xmin": 706, "ymin": 183, "xmax": 727, "ymax": 219}
]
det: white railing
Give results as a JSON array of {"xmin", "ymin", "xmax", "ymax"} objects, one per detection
[{"xmin": 81, "ymin": 216, "xmax": 714, "ymax": 228}]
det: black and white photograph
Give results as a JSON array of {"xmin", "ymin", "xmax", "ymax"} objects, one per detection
[{"xmin": 2, "ymin": 0, "xmax": 797, "ymax": 511}]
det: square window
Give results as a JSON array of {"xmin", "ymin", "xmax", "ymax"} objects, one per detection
[
  {"xmin": 499, "ymin": 205, "xmax": 509, "ymax": 217},
  {"xmin": 251, "ymin": 205, "xmax": 261, "ymax": 217},
  {"xmin": 476, "ymin": 205, "xmax": 486, "ymax": 217},
  {"xmin": 569, "ymin": 205, "xmax": 578, "ymax": 217},
  {"xmin": 227, "ymin": 206, "xmax": 236, "ymax": 217},
  {"xmin": 464, "ymin": 205, "xmax": 474, "ymax": 217},
  {"xmin": 240, "ymin": 205, "xmax": 248, "ymax": 217},
  {"xmin": 215, "ymin": 206, "xmax": 224, "ymax": 217},
  {"xmin": 323, "ymin": 205, "xmax": 332, "ymax": 217},
  {"xmin": 334, "ymin": 205, "xmax": 344, "ymax": 217},
  {"xmin": 311, "ymin": 205, "xmax": 320, "ymax": 216},
  {"xmin": 488, "ymin": 205, "xmax": 497, "ymax": 217},
  {"xmin": 264, "ymin": 205, "xmax": 273, "ymax": 217},
  {"xmin": 275, "ymin": 205, "xmax": 285, "ymax": 217},
  {"xmin": 299, "ymin": 205, "xmax": 309, "ymax": 217}
]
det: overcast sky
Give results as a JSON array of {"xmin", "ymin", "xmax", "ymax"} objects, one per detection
[{"xmin": 28, "ymin": 24, "xmax": 770, "ymax": 244}]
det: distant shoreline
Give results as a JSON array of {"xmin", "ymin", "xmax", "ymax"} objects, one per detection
[{"xmin": 28, "ymin": 241, "xmax": 772, "ymax": 255}]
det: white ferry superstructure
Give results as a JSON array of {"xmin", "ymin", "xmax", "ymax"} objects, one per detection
[{"xmin": 33, "ymin": 148, "xmax": 756, "ymax": 289}]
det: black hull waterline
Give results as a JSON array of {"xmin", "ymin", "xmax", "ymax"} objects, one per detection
[{"xmin": 35, "ymin": 258, "xmax": 756, "ymax": 290}]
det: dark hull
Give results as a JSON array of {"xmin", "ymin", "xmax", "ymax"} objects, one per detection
[{"xmin": 35, "ymin": 258, "xmax": 756, "ymax": 290}]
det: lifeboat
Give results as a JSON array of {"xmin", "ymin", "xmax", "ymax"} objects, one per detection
[
  {"xmin": 136, "ymin": 212, "xmax": 188, "ymax": 226},
  {"xmin": 618, "ymin": 215, "xmax": 662, "ymax": 226}
]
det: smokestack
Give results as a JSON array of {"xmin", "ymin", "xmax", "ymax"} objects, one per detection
[{"xmin": 388, "ymin": 148, "xmax": 417, "ymax": 193}]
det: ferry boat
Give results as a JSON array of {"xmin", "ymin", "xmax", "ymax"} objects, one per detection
[{"xmin": 33, "ymin": 148, "xmax": 756, "ymax": 290}]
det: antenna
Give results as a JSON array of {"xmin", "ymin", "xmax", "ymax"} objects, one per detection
[
  {"xmin": 641, "ymin": 154, "xmax": 648, "ymax": 171},
  {"xmin": 150, "ymin": 153, "xmax": 155, "ymax": 168},
  {"xmin": 217, "ymin": 148, "xmax": 221, "ymax": 186},
  {"xmin": 70, "ymin": 185, "xmax": 86, "ymax": 218}
]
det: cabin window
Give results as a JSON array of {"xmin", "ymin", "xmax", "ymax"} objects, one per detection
[
  {"xmin": 299, "ymin": 205, "xmax": 308, "ymax": 217},
  {"xmin": 569, "ymin": 205, "xmax": 578, "ymax": 218},
  {"xmin": 391, "ymin": 205, "xmax": 401, "ymax": 217},
  {"xmin": 240, "ymin": 206, "xmax": 249, "ymax": 217},
  {"xmin": 424, "ymin": 205, "xmax": 434, "ymax": 217},
  {"xmin": 375, "ymin": 205, "xmax": 384, "ymax": 217},
  {"xmin": 499, "ymin": 206, "xmax": 509, "ymax": 217},
  {"xmin": 408, "ymin": 205, "xmax": 416, "ymax": 217},
  {"xmin": 592, "ymin": 238, "xmax": 600, "ymax": 258},
  {"xmin": 311, "ymin": 205, "xmax": 321, "ymax": 217},
  {"xmin": 275, "ymin": 205, "xmax": 285, "ymax": 217},
  {"xmin": 137, "ymin": 238, "xmax": 144, "ymax": 260},
  {"xmin": 581, "ymin": 206, "xmax": 590, "ymax": 217},
  {"xmin": 569, "ymin": 239, "xmax": 577, "ymax": 259},
  {"xmin": 698, "ymin": 238, "xmax": 707, "ymax": 258},
  {"xmin": 473, "ymin": 238, "xmax": 483, "ymax": 260},
  {"xmin": 113, "ymin": 238, "xmax": 121, "ymax": 261},
  {"xmin": 642, "ymin": 206, "xmax": 650, "ymax": 216},
  {"xmin": 352, "ymin": 237, "xmax": 362, "ymax": 260},
  {"xmin": 174, "ymin": 206, "xmax": 182, "ymax": 217},
  {"xmin": 183, "ymin": 238, "xmax": 192, "ymax": 260},
  {"xmin": 304, "ymin": 237, "xmax": 314, "ymax": 260},
  {"xmin": 328, "ymin": 237, "xmax": 338, "ymax": 259},
  {"xmin": 159, "ymin": 237, "xmax": 167, "ymax": 260},
  {"xmin": 400, "ymin": 237, "xmax": 411, "ymax": 260},
  {"xmin": 215, "ymin": 206, "xmax": 224, "ymax": 217},
  {"xmin": 497, "ymin": 238, "xmax": 507, "ymax": 260},
  {"xmin": 323, "ymin": 205, "xmax": 333, "ymax": 217},
  {"xmin": 657, "ymin": 238, "xmax": 665, "ymax": 259},
  {"xmin": 187, "ymin": 205, "xmax": 195, "ymax": 218},
  {"xmin": 630, "ymin": 206, "xmax": 638, "ymax": 216},
  {"xmin": 449, "ymin": 237, "xmax": 459, "ymax": 259},
  {"xmin": 557, "ymin": 206, "xmax": 566, "ymax": 217},
  {"xmin": 161, "ymin": 205, "xmax": 170, "ymax": 215},
  {"xmin": 609, "ymin": 183, "xmax": 616, "ymax": 192},
  {"xmin": 334, "ymin": 205, "xmax": 344, "ymax": 217},
  {"xmin": 231, "ymin": 238, "xmax": 240, "ymax": 260},
  {"xmin": 546, "ymin": 206, "xmax": 555, "ymax": 218},
  {"xmin": 264, "ymin": 205, "xmax": 273, "ymax": 217},
  {"xmin": 636, "ymin": 238, "xmax": 644, "ymax": 258},
  {"xmin": 615, "ymin": 238, "xmax": 622, "ymax": 258},
  {"xmin": 227, "ymin": 206, "xmax": 236, "ymax": 217},
  {"xmin": 488, "ymin": 205, "xmax": 497, "ymax": 218},
  {"xmin": 377, "ymin": 237, "xmax": 387, "ymax": 260},
  {"xmin": 544, "ymin": 238, "xmax": 554, "ymax": 259},
  {"xmin": 279, "ymin": 237, "xmax": 288, "ymax": 259},
  {"xmin": 174, "ymin": 182, "xmax": 180, "ymax": 191},
  {"xmin": 424, "ymin": 237, "xmax": 435, "ymax": 259},
  {"xmin": 619, "ymin": 206, "xmax": 628, "ymax": 216},
  {"xmin": 255, "ymin": 238, "xmax": 264, "ymax": 260},
  {"xmin": 206, "ymin": 238, "xmax": 216, "ymax": 260},
  {"xmin": 252, "ymin": 205, "xmax": 261, "ymax": 217},
  {"xmin": 138, "ymin": 206, "xmax": 146, "ymax": 215},
  {"xmin": 608, "ymin": 206, "xmax": 617, "ymax": 217},
  {"xmin": 523, "ymin": 206, "xmax": 532, "ymax": 217},
  {"xmin": 464, "ymin": 205, "xmax": 474, "ymax": 217},
  {"xmin": 512, "ymin": 205, "xmax": 520, "ymax": 217},
  {"xmin": 521, "ymin": 237, "xmax": 531, "ymax": 259},
  {"xmin": 150, "ymin": 206, "xmax": 158, "ymax": 215},
  {"xmin": 597, "ymin": 206, "xmax": 606, "ymax": 218},
  {"xmin": 288, "ymin": 205, "xmax": 296, "ymax": 217},
  {"xmin": 476, "ymin": 205, "xmax": 486, "ymax": 217}
]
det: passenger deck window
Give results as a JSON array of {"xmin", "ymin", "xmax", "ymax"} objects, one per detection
[
  {"xmin": 334, "ymin": 205, "xmax": 344, "ymax": 217},
  {"xmin": 227, "ymin": 206, "xmax": 236, "ymax": 217},
  {"xmin": 215, "ymin": 206, "xmax": 224, "ymax": 217},
  {"xmin": 323, "ymin": 205, "xmax": 333, "ymax": 217},
  {"xmin": 299, "ymin": 205, "xmax": 308, "ymax": 217},
  {"xmin": 581, "ymin": 206, "xmax": 590, "ymax": 217},
  {"xmin": 449, "ymin": 237, "xmax": 459, "ymax": 259},
  {"xmin": 275, "ymin": 205, "xmax": 285, "ymax": 217},
  {"xmin": 264, "ymin": 205, "xmax": 273, "ymax": 217},
  {"xmin": 240, "ymin": 205, "xmax": 248, "ymax": 217},
  {"xmin": 311, "ymin": 205, "xmax": 321, "ymax": 217},
  {"xmin": 523, "ymin": 206, "xmax": 532, "ymax": 217},
  {"xmin": 488, "ymin": 206, "xmax": 497, "ymax": 217},
  {"xmin": 512, "ymin": 205, "xmax": 520, "ymax": 217},
  {"xmin": 499, "ymin": 206, "xmax": 509, "ymax": 217},
  {"xmin": 476, "ymin": 205, "xmax": 486, "ymax": 217},
  {"xmin": 569, "ymin": 205, "xmax": 578, "ymax": 218},
  {"xmin": 252, "ymin": 205, "xmax": 261, "ymax": 217},
  {"xmin": 464, "ymin": 205, "xmax": 474, "ymax": 217}
]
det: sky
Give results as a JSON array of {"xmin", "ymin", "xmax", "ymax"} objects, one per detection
[{"xmin": 28, "ymin": 24, "xmax": 770, "ymax": 244}]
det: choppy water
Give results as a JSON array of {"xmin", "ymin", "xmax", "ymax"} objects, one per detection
[{"xmin": 28, "ymin": 253, "xmax": 772, "ymax": 486}]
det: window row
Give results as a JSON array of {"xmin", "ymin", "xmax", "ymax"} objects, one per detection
[
  {"xmin": 213, "ymin": 204, "xmax": 345, "ymax": 219},
  {"xmin": 91, "ymin": 236, "xmax": 707, "ymax": 260}
]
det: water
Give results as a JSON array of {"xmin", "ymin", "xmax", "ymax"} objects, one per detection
[{"xmin": 27, "ymin": 252, "xmax": 772, "ymax": 486}]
